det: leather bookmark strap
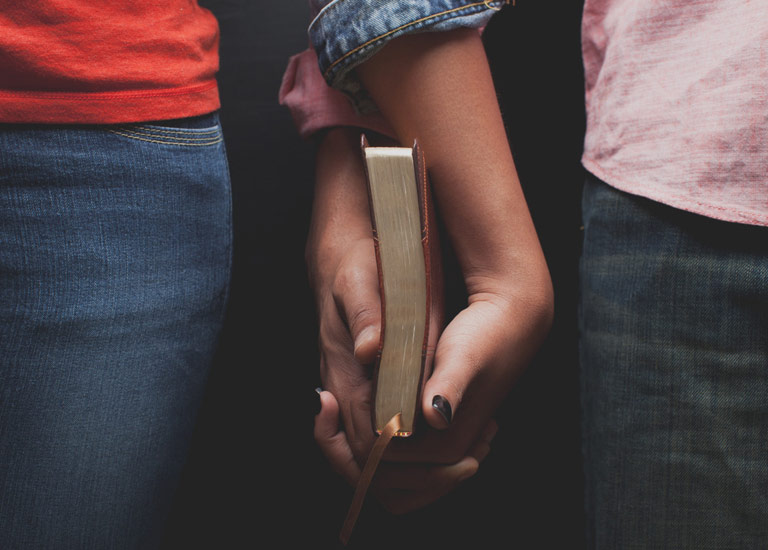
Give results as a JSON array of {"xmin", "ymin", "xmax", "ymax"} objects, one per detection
[{"xmin": 339, "ymin": 413, "xmax": 402, "ymax": 546}]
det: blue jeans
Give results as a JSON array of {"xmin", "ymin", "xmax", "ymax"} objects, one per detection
[
  {"xmin": 0, "ymin": 113, "xmax": 232, "ymax": 548},
  {"xmin": 579, "ymin": 175, "xmax": 768, "ymax": 549}
]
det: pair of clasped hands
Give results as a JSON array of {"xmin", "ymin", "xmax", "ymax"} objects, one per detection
[{"xmin": 309, "ymin": 29, "xmax": 553, "ymax": 514}]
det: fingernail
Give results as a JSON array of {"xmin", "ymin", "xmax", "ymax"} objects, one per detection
[
  {"xmin": 356, "ymin": 326, "xmax": 375, "ymax": 344},
  {"xmin": 432, "ymin": 395, "xmax": 452, "ymax": 426},
  {"xmin": 315, "ymin": 387, "xmax": 323, "ymax": 414},
  {"xmin": 353, "ymin": 326, "xmax": 377, "ymax": 357}
]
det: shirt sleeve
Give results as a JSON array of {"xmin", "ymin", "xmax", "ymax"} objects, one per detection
[
  {"xmin": 308, "ymin": 0, "xmax": 504, "ymax": 112},
  {"xmin": 278, "ymin": 47, "xmax": 395, "ymax": 140}
]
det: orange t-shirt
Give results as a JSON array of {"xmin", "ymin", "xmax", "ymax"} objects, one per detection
[{"xmin": 0, "ymin": 1, "xmax": 220, "ymax": 123}]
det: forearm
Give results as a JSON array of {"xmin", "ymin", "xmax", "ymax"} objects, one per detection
[
  {"xmin": 307, "ymin": 128, "xmax": 371, "ymax": 289},
  {"xmin": 307, "ymin": 128, "xmax": 400, "ymax": 281},
  {"xmin": 357, "ymin": 28, "xmax": 551, "ymax": 310}
]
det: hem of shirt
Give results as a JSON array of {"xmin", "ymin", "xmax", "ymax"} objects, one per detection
[
  {"xmin": 582, "ymin": 158, "xmax": 768, "ymax": 228},
  {"xmin": 0, "ymin": 81, "xmax": 220, "ymax": 124}
]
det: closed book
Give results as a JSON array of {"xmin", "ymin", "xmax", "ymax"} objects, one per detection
[
  {"xmin": 340, "ymin": 136, "xmax": 444, "ymax": 544},
  {"xmin": 361, "ymin": 135, "xmax": 444, "ymax": 437}
]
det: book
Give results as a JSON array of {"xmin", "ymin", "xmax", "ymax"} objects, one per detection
[
  {"xmin": 340, "ymin": 136, "xmax": 443, "ymax": 545},
  {"xmin": 361, "ymin": 135, "xmax": 443, "ymax": 437}
]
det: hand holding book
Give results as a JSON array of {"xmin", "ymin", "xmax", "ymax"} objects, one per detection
[
  {"xmin": 354, "ymin": 29, "xmax": 552, "ymax": 458},
  {"xmin": 309, "ymin": 128, "xmax": 493, "ymax": 517},
  {"xmin": 353, "ymin": 25, "xmax": 553, "ymax": 444},
  {"xmin": 309, "ymin": 26, "xmax": 553, "ymax": 542}
]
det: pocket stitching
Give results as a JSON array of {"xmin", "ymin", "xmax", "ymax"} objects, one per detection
[
  {"xmin": 108, "ymin": 128, "xmax": 223, "ymax": 146},
  {"xmin": 114, "ymin": 127, "xmax": 222, "ymax": 142},
  {"xmin": 134, "ymin": 124, "xmax": 222, "ymax": 136}
]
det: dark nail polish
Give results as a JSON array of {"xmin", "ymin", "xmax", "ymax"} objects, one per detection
[
  {"xmin": 315, "ymin": 387, "xmax": 323, "ymax": 414},
  {"xmin": 432, "ymin": 395, "xmax": 452, "ymax": 426}
]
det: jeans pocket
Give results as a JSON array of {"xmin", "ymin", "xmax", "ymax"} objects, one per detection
[{"xmin": 107, "ymin": 121, "xmax": 223, "ymax": 147}]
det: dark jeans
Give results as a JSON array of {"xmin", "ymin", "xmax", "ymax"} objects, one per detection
[
  {"xmin": 0, "ymin": 113, "xmax": 232, "ymax": 548},
  {"xmin": 579, "ymin": 175, "xmax": 768, "ymax": 549}
]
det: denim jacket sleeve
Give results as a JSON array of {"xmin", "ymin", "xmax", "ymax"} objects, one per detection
[{"xmin": 308, "ymin": 0, "xmax": 506, "ymax": 112}]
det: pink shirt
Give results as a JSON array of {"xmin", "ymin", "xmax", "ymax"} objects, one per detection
[
  {"xmin": 280, "ymin": 1, "xmax": 767, "ymax": 226},
  {"xmin": 582, "ymin": 0, "xmax": 768, "ymax": 226}
]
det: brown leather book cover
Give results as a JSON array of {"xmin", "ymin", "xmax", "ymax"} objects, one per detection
[{"xmin": 360, "ymin": 134, "xmax": 444, "ymax": 437}]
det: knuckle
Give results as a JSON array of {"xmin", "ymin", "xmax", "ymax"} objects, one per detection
[
  {"xmin": 331, "ymin": 265, "xmax": 381, "ymax": 334},
  {"xmin": 318, "ymin": 321, "xmax": 351, "ymax": 357},
  {"xmin": 347, "ymin": 305, "xmax": 379, "ymax": 335}
]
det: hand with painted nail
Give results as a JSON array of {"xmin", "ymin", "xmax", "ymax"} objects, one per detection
[
  {"xmin": 307, "ymin": 29, "xmax": 554, "ymax": 515},
  {"xmin": 308, "ymin": 127, "xmax": 502, "ymax": 514},
  {"xmin": 315, "ymin": 388, "xmax": 498, "ymax": 515},
  {"xmin": 346, "ymin": 28, "xmax": 554, "ymax": 468}
]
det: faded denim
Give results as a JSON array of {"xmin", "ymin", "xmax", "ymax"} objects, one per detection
[
  {"xmin": 579, "ymin": 175, "xmax": 768, "ymax": 549},
  {"xmin": 308, "ymin": 0, "xmax": 504, "ymax": 110},
  {"xmin": 0, "ymin": 113, "xmax": 232, "ymax": 549}
]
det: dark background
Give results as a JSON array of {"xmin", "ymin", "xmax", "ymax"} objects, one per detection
[{"xmin": 161, "ymin": 1, "xmax": 587, "ymax": 548}]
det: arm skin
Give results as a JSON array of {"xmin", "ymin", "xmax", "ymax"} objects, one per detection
[{"xmin": 309, "ymin": 28, "xmax": 553, "ymax": 513}]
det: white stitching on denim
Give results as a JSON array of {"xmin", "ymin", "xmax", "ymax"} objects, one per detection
[
  {"xmin": 114, "ymin": 128, "xmax": 222, "ymax": 142},
  {"xmin": 108, "ymin": 129, "xmax": 223, "ymax": 146},
  {"xmin": 136, "ymin": 125, "xmax": 221, "ymax": 135}
]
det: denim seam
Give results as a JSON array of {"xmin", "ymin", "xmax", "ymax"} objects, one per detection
[
  {"xmin": 319, "ymin": 1, "xmax": 503, "ymax": 80},
  {"xmin": 134, "ymin": 125, "xmax": 222, "ymax": 135},
  {"xmin": 113, "ymin": 128, "xmax": 223, "ymax": 142},
  {"xmin": 107, "ymin": 129, "xmax": 223, "ymax": 146},
  {"xmin": 217, "ymin": 135, "xmax": 234, "ymax": 328}
]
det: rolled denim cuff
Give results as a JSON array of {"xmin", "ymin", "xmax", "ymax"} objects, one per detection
[{"xmin": 309, "ymin": 0, "xmax": 504, "ymax": 112}]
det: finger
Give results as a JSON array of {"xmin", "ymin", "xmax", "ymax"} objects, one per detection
[
  {"xmin": 316, "ymin": 309, "xmax": 376, "ymax": 465},
  {"xmin": 331, "ymin": 242, "xmax": 382, "ymax": 365},
  {"xmin": 466, "ymin": 419, "xmax": 498, "ymax": 464},
  {"xmin": 382, "ymin": 418, "xmax": 497, "ymax": 471},
  {"xmin": 373, "ymin": 455, "xmax": 480, "ymax": 491},
  {"xmin": 314, "ymin": 389, "xmax": 361, "ymax": 487},
  {"xmin": 384, "ymin": 413, "xmax": 499, "ymax": 466},
  {"xmin": 373, "ymin": 456, "xmax": 480, "ymax": 515},
  {"xmin": 373, "ymin": 425, "xmax": 500, "ymax": 514}
]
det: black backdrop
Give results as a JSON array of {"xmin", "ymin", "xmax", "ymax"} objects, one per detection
[{"xmin": 161, "ymin": 2, "xmax": 588, "ymax": 548}]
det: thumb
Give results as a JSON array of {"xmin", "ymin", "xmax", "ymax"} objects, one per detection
[
  {"xmin": 421, "ymin": 358, "xmax": 466, "ymax": 431},
  {"xmin": 332, "ymin": 247, "xmax": 382, "ymax": 364},
  {"xmin": 314, "ymin": 387, "xmax": 341, "ymax": 441},
  {"xmin": 314, "ymin": 389, "xmax": 362, "ymax": 486},
  {"xmin": 420, "ymin": 304, "xmax": 502, "ymax": 430}
]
